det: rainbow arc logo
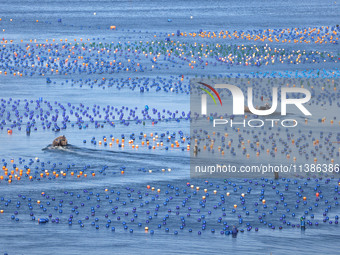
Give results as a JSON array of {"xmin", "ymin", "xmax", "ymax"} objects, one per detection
[{"xmin": 198, "ymin": 82, "xmax": 222, "ymax": 106}]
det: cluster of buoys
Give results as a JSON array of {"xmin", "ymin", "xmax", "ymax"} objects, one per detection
[
  {"xmin": 2, "ymin": 20, "xmax": 338, "ymax": 45},
  {"xmin": 49, "ymin": 76, "xmax": 190, "ymax": 94},
  {"xmin": 86, "ymin": 131, "xmax": 190, "ymax": 152},
  {"xmin": 0, "ymin": 34, "xmax": 338, "ymax": 78},
  {"xmin": 0, "ymin": 178, "xmax": 338, "ymax": 235},
  {"xmin": 4, "ymin": 69, "xmax": 338, "ymax": 92},
  {"xmin": 1, "ymin": 76, "xmax": 339, "ymax": 133},
  {"xmin": 0, "ymin": 156, "xmax": 177, "ymax": 184},
  {"xmin": 0, "ymin": 158, "xmax": 98, "ymax": 183},
  {"xmin": 0, "ymin": 98, "xmax": 190, "ymax": 133},
  {"xmin": 191, "ymin": 125, "xmax": 339, "ymax": 164},
  {"xmin": 180, "ymin": 25, "xmax": 340, "ymax": 45},
  {"xmin": 2, "ymin": 14, "xmax": 338, "ymax": 45}
]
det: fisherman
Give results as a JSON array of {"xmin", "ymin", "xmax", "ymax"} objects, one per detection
[
  {"xmin": 300, "ymin": 217, "xmax": 306, "ymax": 230},
  {"xmin": 232, "ymin": 225, "xmax": 238, "ymax": 238},
  {"xmin": 194, "ymin": 145, "xmax": 199, "ymax": 156}
]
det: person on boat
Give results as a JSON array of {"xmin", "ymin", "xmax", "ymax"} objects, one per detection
[{"xmin": 52, "ymin": 135, "xmax": 68, "ymax": 147}]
